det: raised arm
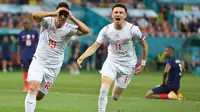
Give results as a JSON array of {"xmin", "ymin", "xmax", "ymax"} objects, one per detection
[
  {"xmin": 32, "ymin": 8, "xmax": 66, "ymax": 23},
  {"xmin": 77, "ymin": 42, "xmax": 101, "ymax": 68},
  {"xmin": 32, "ymin": 11, "xmax": 57, "ymax": 23},
  {"xmin": 66, "ymin": 10, "xmax": 90, "ymax": 35}
]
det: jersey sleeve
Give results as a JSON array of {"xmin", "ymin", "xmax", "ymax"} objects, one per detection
[
  {"xmin": 166, "ymin": 59, "xmax": 173, "ymax": 67},
  {"xmin": 67, "ymin": 24, "xmax": 78, "ymax": 36},
  {"xmin": 131, "ymin": 26, "xmax": 145, "ymax": 42},
  {"xmin": 96, "ymin": 26, "xmax": 107, "ymax": 44},
  {"xmin": 40, "ymin": 17, "xmax": 52, "ymax": 29}
]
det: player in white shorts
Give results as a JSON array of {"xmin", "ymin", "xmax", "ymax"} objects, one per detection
[
  {"xmin": 77, "ymin": 3, "xmax": 148, "ymax": 112},
  {"xmin": 24, "ymin": 2, "xmax": 90, "ymax": 112}
]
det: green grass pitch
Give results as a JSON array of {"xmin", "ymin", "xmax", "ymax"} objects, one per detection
[{"xmin": 0, "ymin": 71, "xmax": 200, "ymax": 112}]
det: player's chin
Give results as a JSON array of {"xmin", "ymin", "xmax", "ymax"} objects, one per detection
[
  {"xmin": 115, "ymin": 20, "xmax": 121, "ymax": 25},
  {"xmin": 59, "ymin": 21, "xmax": 65, "ymax": 25}
]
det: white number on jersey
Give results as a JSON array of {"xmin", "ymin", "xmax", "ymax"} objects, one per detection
[
  {"xmin": 26, "ymin": 40, "xmax": 32, "ymax": 46},
  {"xmin": 175, "ymin": 60, "xmax": 183, "ymax": 76}
]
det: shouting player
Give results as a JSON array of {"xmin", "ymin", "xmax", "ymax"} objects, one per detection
[
  {"xmin": 145, "ymin": 46, "xmax": 184, "ymax": 100},
  {"xmin": 25, "ymin": 2, "xmax": 90, "ymax": 112},
  {"xmin": 77, "ymin": 3, "xmax": 148, "ymax": 112},
  {"xmin": 18, "ymin": 19, "xmax": 39, "ymax": 92}
]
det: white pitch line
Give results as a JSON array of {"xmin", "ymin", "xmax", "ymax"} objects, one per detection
[{"xmin": 1, "ymin": 89, "xmax": 200, "ymax": 104}]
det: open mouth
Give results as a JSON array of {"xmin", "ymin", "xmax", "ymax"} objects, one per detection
[{"xmin": 115, "ymin": 17, "xmax": 121, "ymax": 22}]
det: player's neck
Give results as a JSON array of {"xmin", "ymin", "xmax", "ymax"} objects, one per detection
[
  {"xmin": 114, "ymin": 21, "xmax": 126, "ymax": 30},
  {"xmin": 55, "ymin": 18, "xmax": 64, "ymax": 28},
  {"xmin": 25, "ymin": 29, "xmax": 31, "ymax": 32}
]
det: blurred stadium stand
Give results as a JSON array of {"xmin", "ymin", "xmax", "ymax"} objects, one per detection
[{"xmin": 0, "ymin": 0, "xmax": 200, "ymax": 72}]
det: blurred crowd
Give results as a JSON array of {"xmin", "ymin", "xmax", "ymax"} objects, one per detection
[
  {"xmin": 83, "ymin": 0, "xmax": 146, "ymax": 9},
  {"xmin": 0, "ymin": 12, "xmax": 39, "ymax": 30},
  {"xmin": 0, "ymin": 0, "xmax": 42, "ymax": 5}
]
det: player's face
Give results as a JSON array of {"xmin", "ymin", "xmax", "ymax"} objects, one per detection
[
  {"xmin": 164, "ymin": 48, "xmax": 173, "ymax": 58},
  {"xmin": 57, "ymin": 8, "xmax": 68, "ymax": 26},
  {"xmin": 164, "ymin": 48, "xmax": 170, "ymax": 58},
  {"xmin": 112, "ymin": 7, "xmax": 127, "ymax": 25},
  {"xmin": 24, "ymin": 22, "xmax": 30, "ymax": 30}
]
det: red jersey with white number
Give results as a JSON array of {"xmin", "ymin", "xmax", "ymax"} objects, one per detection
[
  {"xmin": 34, "ymin": 17, "xmax": 78, "ymax": 68},
  {"xmin": 96, "ymin": 22, "xmax": 145, "ymax": 67}
]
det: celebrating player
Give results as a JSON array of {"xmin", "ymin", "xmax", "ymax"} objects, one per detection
[
  {"xmin": 17, "ymin": 19, "xmax": 39, "ymax": 92},
  {"xmin": 77, "ymin": 3, "xmax": 148, "ymax": 112},
  {"xmin": 24, "ymin": 2, "xmax": 90, "ymax": 112},
  {"xmin": 145, "ymin": 46, "xmax": 184, "ymax": 100}
]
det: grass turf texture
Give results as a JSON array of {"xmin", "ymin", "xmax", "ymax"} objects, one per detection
[{"xmin": 0, "ymin": 71, "xmax": 200, "ymax": 112}]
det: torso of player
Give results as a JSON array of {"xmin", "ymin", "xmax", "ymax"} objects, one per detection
[
  {"xmin": 19, "ymin": 30, "xmax": 38, "ymax": 60},
  {"xmin": 19, "ymin": 31, "xmax": 38, "ymax": 48},
  {"xmin": 34, "ymin": 17, "xmax": 75, "ymax": 68},
  {"xmin": 104, "ymin": 22, "xmax": 137, "ymax": 67},
  {"xmin": 167, "ymin": 57, "xmax": 181, "ymax": 89}
]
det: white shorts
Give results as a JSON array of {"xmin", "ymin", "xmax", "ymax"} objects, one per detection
[
  {"xmin": 100, "ymin": 60, "xmax": 135, "ymax": 88},
  {"xmin": 27, "ymin": 59, "xmax": 61, "ymax": 95}
]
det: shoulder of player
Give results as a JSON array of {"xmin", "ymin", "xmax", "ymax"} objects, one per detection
[
  {"xmin": 129, "ymin": 24, "xmax": 140, "ymax": 31},
  {"xmin": 100, "ymin": 23, "xmax": 113, "ymax": 32},
  {"xmin": 19, "ymin": 30, "xmax": 25, "ymax": 35}
]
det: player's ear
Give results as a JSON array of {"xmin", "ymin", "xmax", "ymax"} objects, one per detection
[
  {"xmin": 125, "ymin": 12, "xmax": 127, "ymax": 19},
  {"xmin": 111, "ymin": 12, "xmax": 114, "ymax": 19}
]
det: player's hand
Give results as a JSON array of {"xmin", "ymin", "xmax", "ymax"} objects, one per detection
[
  {"xmin": 77, "ymin": 58, "xmax": 84, "ymax": 68},
  {"xmin": 134, "ymin": 65, "xmax": 144, "ymax": 75},
  {"xmin": 56, "ymin": 7, "xmax": 68, "ymax": 16},
  {"xmin": 66, "ymin": 9, "xmax": 73, "ymax": 19}
]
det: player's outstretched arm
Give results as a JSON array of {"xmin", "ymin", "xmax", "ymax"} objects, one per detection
[
  {"xmin": 135, "ymin": 40, "xmax": 148, "ymax": 75},
  {"xmin": 77, "ymin": 42, "xmax": 101, "ymax": 68},
  {"xmin": 32, "ymin": 11, "xmax": 57, "ymax": 23},
  {"xmin": 66, "ymin": 10, "xmax": 90, "ymax": 35},
  {"xmin": 32, "ymin": 8, "xmax": 66, "ymax": 23}
]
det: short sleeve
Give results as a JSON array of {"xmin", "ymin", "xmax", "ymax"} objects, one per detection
[
  {"xmin": 166, "ymin": 59, "xmax": 173, "ymax": 67},
  {"xmin": 67, "ymin": 24, "xmax": 78, "ymax": 36},
  {"xmin": 96, "ymin": 26, "xmax": 107, "ymax": 44},
  {"xmin": 40, "ymin": 17, "xmax": 52, "ymax": 29},
  {"xmin": 131, "ymin": 26, "xmax": 145, "ymax": 42}
]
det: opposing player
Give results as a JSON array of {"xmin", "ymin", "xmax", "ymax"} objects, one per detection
[
  {"xmin": 25, "ymin": 2, "xmax": 90, "ymax": 112},
  {"xmin": 145, "ymin": 46, "xmax": 184, "ymax": 100},
  {"xmin": 17, "ymin": 19, "xmax": 39, "ymax": 92},
  {"xmin": 77, "ymin": 3, "xmax": 148, "ymax": 112}
]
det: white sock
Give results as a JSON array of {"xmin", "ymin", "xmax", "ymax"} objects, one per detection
[
  {"xmin": 168, "ymin": 94, "xmax": 172, "ymax": 99},
  {"xmin": 25, "ymin": 92, "xmax": 37, "ymax": 112},
  {"xmin": 98, "ymin": 83, "xmax": 109, "ymax": 112}
]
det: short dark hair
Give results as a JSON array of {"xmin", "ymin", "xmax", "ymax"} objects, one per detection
[
  {"xmin": 167, "ymin": 46, "xmax": 175, "ymax": 52},
  {"xmin": 112, "ymin": 3, "xmax": 127, "ymax": 12},
  {"xmin": 56, "ymin": 2, "xmax": 70, "ymax": 10}
]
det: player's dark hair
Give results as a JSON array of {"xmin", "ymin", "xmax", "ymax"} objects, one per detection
[
  {"xmin": 56, "ymin": 2, "xmax": 70, "ymax": 10},
  {"xmin": 167, "ymin": 46, "xmax": 175, "ymax": 52},
  {"xmin": 112, "ymin": 3, "xmax": 127, "ymax": 12}
]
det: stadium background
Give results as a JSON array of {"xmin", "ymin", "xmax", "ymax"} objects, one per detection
[{"xmin": 0, "ymin": 0, "xmax": 200, "ymax": 112}]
